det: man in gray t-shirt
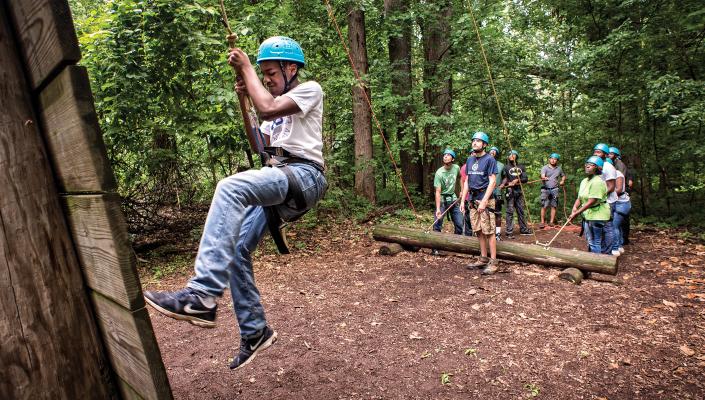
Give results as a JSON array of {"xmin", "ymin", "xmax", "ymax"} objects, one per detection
[{"xmin": 540, "ymin": 153, "xmax": 566, "ymax": 227}]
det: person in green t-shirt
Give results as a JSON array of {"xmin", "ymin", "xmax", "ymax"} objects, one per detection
[
  {"xmin": 433, "ymin": 149, "xmax": 464, "ymax": 239},
  {"xmin": 568, "ymin": 156, "xmax": 610, "ymax": 254}
]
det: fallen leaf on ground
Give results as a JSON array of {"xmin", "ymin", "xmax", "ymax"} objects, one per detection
[
  {"xmin": 409, "ymin": 332, "xmax": 423, "ymax": 340},
  {"xmin": 680, "ymin": 345, "xmax": 696, "ymax": 356},
  {"xmin": 663, "ymin": 299, "xmax": 677, "ymax": 308},
  {"xmin": 505, "ymin": 297, "xmax": 514, "ymax": 305},
  {"xmin": 471, "ymin": 304, "xmax": 481, "ymax": 311}
]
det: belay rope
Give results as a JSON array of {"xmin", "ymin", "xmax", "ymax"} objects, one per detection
[{"xmin": 323, "ymin": 0, "xmax": 416, "ymax": 213}]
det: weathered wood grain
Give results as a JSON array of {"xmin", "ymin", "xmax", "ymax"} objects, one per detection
[
  {"xmin": 372, "ymin": 224, "xmax": 618, "ymax": 275},
  {"xmin": 6, "ymin": 0, "xmax": 80, "ymax": 90},
  {"xmin": 92, "ymin": 293, "xmax": 173, "ymax": 400},
  {"xmin": 40, "ymin": 66, "xmax": 117, "ymax": 192},
  {"xmin": 63, "ymin": 193, "xmax": 144, "ymax": 310},
  {"xmin": 0, "ymin": 5, "xmax": 112, "ymax": 397}
]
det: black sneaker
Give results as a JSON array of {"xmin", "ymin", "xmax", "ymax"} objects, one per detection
[
  {"xmin": 495, "ymin": 233, "xmax": 501, "ymax": 241},
  {"xmin": 229, "ymin": 326, "xmax": 278, "ymax": 370},
  {"xmin": 144, "ymin": 288, "xmax": 217, "ymax": 328},
  {"xmin": 506, "ymin": 233, "xmax": 515, "ymax": 239},
  {"xmin": 520, "ymin": 230, "xmax": 533, "ymax": 236}
]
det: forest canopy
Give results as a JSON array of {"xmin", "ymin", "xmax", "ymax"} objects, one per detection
[{"xmin": 68, "ymin": 0, "xmax": 705, "ymax": 227}]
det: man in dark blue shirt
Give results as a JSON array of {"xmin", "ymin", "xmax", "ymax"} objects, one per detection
[{"xmin": 459, "ymin": 132, "xmax": 501, "ymax": 275}]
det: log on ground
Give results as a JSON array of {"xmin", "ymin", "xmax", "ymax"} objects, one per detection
[
  {"xmin": 559, "ymin": 268, "xmax": 584, "ymax": 284},
  {"xmin": 379, "ymin": 242, "xmax": 403, "ymax": 256},
  {"xmin": 372, "ymin": 224, "xmax": 618, "ymax": 275}
]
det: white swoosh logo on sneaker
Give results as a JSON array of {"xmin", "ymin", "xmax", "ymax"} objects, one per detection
[
  {"xmin": 249, "ymin": 334, "xmax": 265, "ymax": 351},
  {"xmin": 184, "ymin": 304, "xmax": 211, "ymax": 315}
]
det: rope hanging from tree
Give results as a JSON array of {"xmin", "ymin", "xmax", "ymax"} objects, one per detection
[
  {"xmin": 323, "ymin": 0, "xmax": 416, "ymax": 213},
  {"xmin": 465, "ymin": 2, "xmax": 542, "ymax": 244}
]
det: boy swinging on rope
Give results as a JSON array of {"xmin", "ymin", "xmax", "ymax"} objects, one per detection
[
  {"xmin": 459, "ymin": 132, "xmax": 502, "ymax": 275},
  {"xmin": 144, "ymin": 37, "xmax": 327, "ymax": 370}
]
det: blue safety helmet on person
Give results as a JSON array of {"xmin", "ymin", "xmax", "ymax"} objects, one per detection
[
  {"xmin": 443, "ymin": 149, "xmax": 456, "ymax": 159},
  {"xmin": 586, "ymin": 155, "xmax": 604, "ymax": 169}
]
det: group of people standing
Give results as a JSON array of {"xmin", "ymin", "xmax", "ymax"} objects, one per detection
[
  {"xmin": 433, "ymin": 133, "xmax": 633, "ymax": 272},
  {"xmin": 568, "ymin": 143, "xmax": 633, "ymax": 255}
]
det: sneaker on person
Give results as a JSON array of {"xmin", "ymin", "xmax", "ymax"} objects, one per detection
[
  {"xmin": 144, "ymin": 288, "xmax": 217, "ymax": 328},
  {"xmin": 495, "ymin": 233, "xmax": 501, "ymax": 242},
  {"xmin": 481, "ymin": 259, "xmax": 499, "ymax": 275},
  {"xmin": 229, "ymin": 326, "xmax": 278, "ymax": 370},
  {"xmin": 538, "ymin": 223, "xmax": 546, "ymax": 229},
  {"xmin": 506, "ymin": 233, "xmax": 515, "ymax": 239},
  {"xmin": 466, "ymin": 256, "xmax": 489, "ymax": 269},
  {"xmin": 611, "ymin": 249, "xmax": 621, "ymax": 256},
  {"xmin": 431, "ymin": 249, "xmax": 440, "ymax": 256},
  {"xmin": 520, "ymin": 230, "xmax": 533, "ymax": 236}
]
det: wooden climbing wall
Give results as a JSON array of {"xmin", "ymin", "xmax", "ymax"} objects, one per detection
[{"xmin": 0, "ymin": 0, "xmax": 172, "ymax": 398}]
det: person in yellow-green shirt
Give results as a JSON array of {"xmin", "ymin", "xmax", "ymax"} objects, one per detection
[{"xmin": 568, "ymin": 156, "xmax": 610, "ymax": 254}]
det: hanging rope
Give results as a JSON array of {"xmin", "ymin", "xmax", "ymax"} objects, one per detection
[
  {"xmin": 323, "ymin": 0, "xmax": 416, "ymax": 213},
  {"xmin": 466, "ymin": 3, "xmax": 540, "ymax": 244}
]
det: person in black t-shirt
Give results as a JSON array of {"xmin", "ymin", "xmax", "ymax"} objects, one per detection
[{"xmin": 502, "ymin": 150, "xmax": 531, "ymax": 238}]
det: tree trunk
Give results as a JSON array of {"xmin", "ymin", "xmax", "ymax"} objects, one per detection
[
  {"xmin": 384, "ymin": 0, "xmax": 421, "ymax": 192},
  {"xmin": 372, "ymin": 224, "xmax": 618, "ymax": 275},
  {"xmin": 348, "ymin": 7, "xmax": 376, "ymax": 202},
  {"xmin": 420, "ymin": 0, "xmax": 453, "ymax": 194}
]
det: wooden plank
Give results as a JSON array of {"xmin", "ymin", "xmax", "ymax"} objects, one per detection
[
  {"xmin": 118, "ymin": 377, "xmax": 147, "ymax": 400},
  {"xmin": 92, "ymin": 292, "xmax": 173, "ymax": 400},
  {"xmin": 373, "ymin": 224, "xmax": 619, "ymax": 275},
  {"xmin": 40, "ymin": 66, "xmax": 117, "ymax": 192},
  {"xmin": 6, "ymin": 0, "xmax": 80, "ymax": 90},
  {"xmin": 0, "ymin": 4, "xmax": 112, "ymax": 397},
  {"xmin": 63, "ymin": 193, "xmax": 144, "ymax": 310}
]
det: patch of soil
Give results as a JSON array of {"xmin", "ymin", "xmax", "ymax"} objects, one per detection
[{"xmin": 141, "ymin": 218, "xmax": 705, "ymax": 399}]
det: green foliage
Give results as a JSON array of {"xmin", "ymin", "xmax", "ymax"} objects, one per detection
[{"xmin": 69, "ymin": 0, "xmax": 705, "ymax": 226}]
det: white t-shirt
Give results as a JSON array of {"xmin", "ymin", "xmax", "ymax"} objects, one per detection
[
  {"xmin": 615, "ymin": 170, "xmax": 630, "ymax": 202},
  {"xmin": 260, "ymin": 81, "xmax": 324, "ymax": 167},
  {"xmin": 601, "ymin": 160, "xmax": 618, "ymax": 203}
]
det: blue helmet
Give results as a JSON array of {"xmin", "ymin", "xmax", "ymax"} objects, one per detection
[
  {"xmin": 593, "ymin": 143, "xmax": 610, "ymax": 154},
  {"xmin": 257, "ymin": 36, "xmax": 305, "ymax": 66},
  {"xmin": 586, "ymin": 155, "xmax": 604, "ymax": 169},
  {"xmin": 549, "ymin": 152, "xmax": 560, "ymax": 160},
  {"xmin": 443, "ymin": 148, "xmax": 456, "ymax": 159},
  {"xmin": 489, "ymin": 146, "xmax": 500, "ymax": 155},
  {"xmin": 508, "ymin": 149, "xmax": 519, "ymax": 159},
  {"xmin": 605, "ymin": 157, "xmax": 614, "ymax": 165},
  {"xmin": 609, "ymin": 146, "xmax": 621, "ymax": 157},
  {"xmin": 472, "ymin": 131, "xmax": 489, "ymax": 144}
]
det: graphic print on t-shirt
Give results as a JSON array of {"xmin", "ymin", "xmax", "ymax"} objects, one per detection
[{"xmin": 269, "ymin": 116, "xmax": 293, "ymax": 144}]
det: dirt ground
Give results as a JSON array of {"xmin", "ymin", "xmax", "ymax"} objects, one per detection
[{"xmin": 139, "ymin": 213, "xmax": 705, "ymax": 400}]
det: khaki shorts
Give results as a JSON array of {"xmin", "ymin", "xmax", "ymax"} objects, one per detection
[{"xmin": 470, "ymin": 198, "xmax": 497, "ymax": 235}]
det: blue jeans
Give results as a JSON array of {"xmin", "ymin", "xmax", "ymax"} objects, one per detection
[
  {"xmin": 611, "ymin": 201, "xmax": 631, "ymax": 251},
  {"xmin": 583, "ymin": 220, "xmax": 606, "ymax": 254},
  {"xmin": 601, "ymin": 207, "xmax": 614, "ymax": 254},
  {"xmin": 188, "ymin": 164, "xmax": 327, "ymax": 338},
  {"xmin": 434, "ymin": 199, "xmax": 464, "ymax": 234}
]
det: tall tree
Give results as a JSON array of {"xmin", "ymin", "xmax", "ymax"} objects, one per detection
[
  {"xmin": 348, "ymin": 6, "xmax": 376, "ymax": 202},
  {"xmin": 420, "ymin": 0, "xmax": 453, "ymax": 193},
  {"xmin": 384, "ymin": 0, "xmax": 421, "ymax": 192}
]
